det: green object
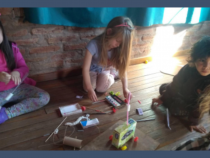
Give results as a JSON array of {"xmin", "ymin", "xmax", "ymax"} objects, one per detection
[
  {"xmin": 112, "ymin": 118, "xmax": 137, "ymax": 149},
  {"xmin": 109, "ymin": 91, "xmax": 120, "ymax": 96},
  {"xmin": 109, "ymin": 91, "xmax": 114, "ymax": 95}
]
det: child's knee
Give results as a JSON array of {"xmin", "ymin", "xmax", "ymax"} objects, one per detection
[
  {"xmin": 96, "ymin": 85, "xmax": 108, "ymax": 93},
  {"xmin": 39, "ymin": 90, "xmax": 50, "ymax": 106},
  {"xmin": 96, "ymin": 74, "xmax": 114, "ymax": 93}
]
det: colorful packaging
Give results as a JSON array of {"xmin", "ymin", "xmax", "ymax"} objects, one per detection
[
  {"xmin": 80, "ymin": 118, "xmax": 99, "ymax": 129},
  {"xmin": 112, "ymin": 118, "xmax": 137, "ymax": 148}
]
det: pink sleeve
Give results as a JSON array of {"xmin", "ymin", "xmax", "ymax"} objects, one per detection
[
  {"xmin": 0, "ymin": 44, "xmax": 36, "ymax": 91},
  {"xmin": 12, "ymin": 44, "xmax": 29, "ymax": 78}
]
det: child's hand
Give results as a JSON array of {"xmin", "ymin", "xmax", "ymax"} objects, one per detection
[
  {"xmin": 0, "ymin": 71, "xmax": 11, "ymax": 84},
  {"xmin": 190, "ymin": 125, "xmax": 207, "ymax": 134},
  {"xmin": 152, "ymin": 98, "xmax": 163, "ymax": 107},
  {"xmin": 11, "ymin": 71, "xmax": 21, "ymax": 85},
  {"xmin": 88, "ymin": 89, "xmax": 98, "ymax": 102},
  {"xmin": 123, "ymin": 88, "xmax": 132, "ymax": 100}
]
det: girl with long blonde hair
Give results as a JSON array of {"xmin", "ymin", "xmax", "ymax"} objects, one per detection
[{"xmin": 83, "ymin": 16, "xmax": 134, "ymax": 101}]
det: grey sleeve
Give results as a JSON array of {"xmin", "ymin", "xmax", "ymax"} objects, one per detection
[{"xmin": 86, "ymin": 39, "xmax": 98, "ymax": 56}]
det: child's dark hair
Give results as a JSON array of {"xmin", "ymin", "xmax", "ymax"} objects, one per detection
[
  {"xmin": 187, "ymin": 36, "xmax": 210, "ymax": 118},
  {"xmin": 0, "ymin": 20, "xmax": 16, "ymax": 70},
  {"xmin": 188, "ymin": 36, "xmax": 210, "ymax": 66}
]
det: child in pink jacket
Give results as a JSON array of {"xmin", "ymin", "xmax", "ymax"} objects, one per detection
[{"xmin": 0, "ymin": 20, "xmax": 50, "ymax": 124}]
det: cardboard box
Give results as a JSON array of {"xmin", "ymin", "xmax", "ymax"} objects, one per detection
[
  {"xmin": 112, "ymin": 118, "xmax": 137, "ymax": 148},
  {"xmin": 59, "ymin": 103, "xmax": 82, "ymax": 117}
]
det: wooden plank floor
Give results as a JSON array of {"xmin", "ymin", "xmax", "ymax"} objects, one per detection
[{"xmin": 0, "ymin": 55, "xmax": 209, "ymax": 150}]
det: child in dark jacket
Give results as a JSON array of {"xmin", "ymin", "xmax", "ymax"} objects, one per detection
[{"xmin": 152, "ymin": 36, "xmax": 210, "ymax": 134}]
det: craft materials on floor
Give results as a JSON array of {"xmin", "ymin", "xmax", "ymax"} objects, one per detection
[
  {"xmin": 126, "ymin": 92, "xmax": 131, "ymax": 125},
  {"xmin": 136, "ymin": 108, "xmax": 143, "ymax": 115},
  {"xmin": 47, "ymin": 88, "xmax": 160, "ymax": 150},
  {"xmin": 83, "ymin": 112, "xmax": 107, "ymax": 115},
  {"xmin": 63, "ymin": 136, "xmax": 82, "ymax": 149},
  {"xmin": 109, "ymin": 91, "xmax": 120, "ymax": 96},
  {"xmin": 65, "ymin": 114, "xmax": 90, "ymax": 126},
  {"xmin": 59, "ymin": 103, "xmax": 82, "ymax": 117},
  {"xmin": 92, "ymin": 99, "xmax": 106, "ymax": 104},
  {"xmin": 121, "ymin": 145, "xmax": 127, "ymax": 150},
  {"xmin": 45, "ymin": 117, "xmax": 68, "ymax": 142},
  {"xmin": 81, "ymin": 106, "xmax": 107, "ymax": 114},
  {"xmin": 166, "ymin": 108, "xmax": 171, "ymax": 130},
  {"xmin": 44, "ymin": 112, "xmax": 101, "ymax": 149},
  {"xmin": 81, "ymin": 120, "xmax": 160, "ymax": 150},
  {"xmin": 76, "ymin": 95, "xmax": 83, "ymax": 99},
  {"xmin": 64, "ymin": 114, "xmax": 100, "ymax": 148},
  {"xmin": 112, "ymin": 118, "xmax": 137, "ymax": 149},
  {"xmin": 105, "ymin": 95, "xmax": 126, "ymax": 108},
  {"xmin": 80, "ymin": 118, "xmax": 99, "ymax": 129}
]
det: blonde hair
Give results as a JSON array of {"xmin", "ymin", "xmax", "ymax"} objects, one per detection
[
  {"xmin": 198, "ymin": 85, "xmax": 210, "ymax": 118},
  {"xmin": 99, "ymin": 16, "xmax": 134, "ymax": 79}
]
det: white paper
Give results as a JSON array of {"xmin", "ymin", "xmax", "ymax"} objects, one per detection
[
  {"xmin": 61, "ymin": 105, "xmax": 78, "ymax": 113},
  {"xmin": 86, "ymin": 118, "xmax": 99, "ymax": 126},
  {"xmin": 76, "ymin": 95, "xmax": 83, "ymax": 99}
]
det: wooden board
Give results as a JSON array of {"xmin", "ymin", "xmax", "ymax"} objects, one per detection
[{"xmin": 81, "ymin": 120, "xmax": 159, "ymax": 150}]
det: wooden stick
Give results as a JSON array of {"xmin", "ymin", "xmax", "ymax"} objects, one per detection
[
  {"xmin": 45, "ymin": 117, "xmax": 67, "ymax": 143},
  {"xmin": 166, "ymin": 108, "xmax": 171, "ymax": 130},
  {"xmin": 86, "ymin": 107, "xmax": 106, "ymax": 114},
  {"xmin": 92, "ymin": 99, "xmax": 106, "ymax": 104}
]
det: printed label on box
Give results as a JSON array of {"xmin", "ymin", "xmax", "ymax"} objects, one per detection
[{"xmin": 112, "ymin": 118, "xmax": 137, "ymax": 148}]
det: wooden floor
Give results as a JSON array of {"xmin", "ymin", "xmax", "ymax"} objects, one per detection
[{"xmin": 0, "ymin": 55, "xmax": 209, "ymax": 150}]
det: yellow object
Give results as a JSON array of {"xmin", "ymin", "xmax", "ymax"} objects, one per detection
[
  {"xmin": 121, "ymin": 145, "xmax": 127, "ymax": 150},
  {"xmin": 115, "ymin": 92, "xmax": 120, "ymax": 96},
  {"xmin": 145, "ymin": 60, "xmax": 148, "ymax": 64},
  {"xmin": 112, "ymin": 118, "xmax": 137, "ymax": 149}
]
